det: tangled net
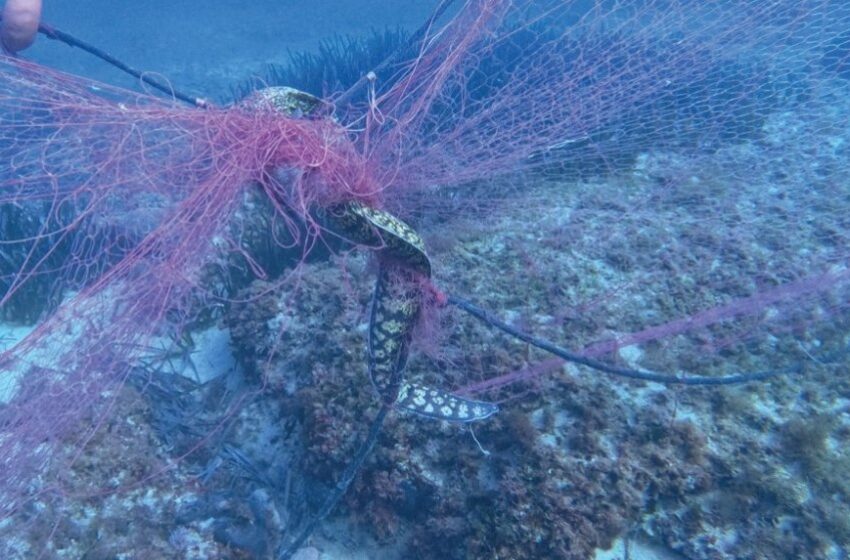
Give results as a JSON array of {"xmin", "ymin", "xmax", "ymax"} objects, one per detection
[{"xmin": 1, "ymin": 0, "xmax": 849, "ymax": 556}]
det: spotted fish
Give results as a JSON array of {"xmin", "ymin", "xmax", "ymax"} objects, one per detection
[
  {"xmin": 242, "ymin": 85, "xmax": 326, "ymax": 117},
  {"xmin": 327, "ymin": 202, "xmax": 497, "ymax": 423},
  {"xmin": 252, "ymin": 87, "xmax": 497, "ymax": 423}
]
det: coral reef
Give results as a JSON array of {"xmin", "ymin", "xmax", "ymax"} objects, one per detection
[
  {"xmin": 4, "ymin": 131, "xmax": 848, "ymax": 559},
  {"xmin": 214, "ymin": 107, "xmax": 849, "ymax": 557},
  {"xmin": 0, "ymin": 386, "xmax": 231, "ymax": 559},
  {"xmin": 3, "ymin": 82, "xmax": 849, "ymax": 557}
]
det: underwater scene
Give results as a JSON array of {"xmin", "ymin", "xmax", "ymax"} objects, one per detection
[{"xmin": 1, "ymin": 0, "xmax": 849, "ymax": 558}]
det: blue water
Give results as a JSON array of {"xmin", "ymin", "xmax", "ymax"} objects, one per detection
[{"xmin": 28, "ymin": 0, "xmax": 435, "ymax": 98}]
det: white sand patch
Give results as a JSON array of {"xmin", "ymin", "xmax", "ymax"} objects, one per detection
[
  {"xmin": 141, "ymin": 326, "xmax": 238, "ymax": 384},
  {"xmin": 0, "ymin": 322, "xmax": 36, "ymax": 403},
  {"xmin": 595, "ymin": 536, "xmax": 687, "ymax": 560}
]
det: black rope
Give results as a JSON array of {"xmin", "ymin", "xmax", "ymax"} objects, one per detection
[
  {"xmin": 448, "ymin": 294, "xmax": 798, "ymax": 386},
  {"xmin": 0, "ymin": 15, "xmax": 210, "ymax": 108},
  {"xmin": 277, "ymin": 403, "xmax": 391, "ymax": 559},
  {"xmin": 275, "ymin": 291, "xmax": 799, "ymax": 558}
]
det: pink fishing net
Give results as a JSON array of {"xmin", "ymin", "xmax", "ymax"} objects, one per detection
[{"xmin": 1, "ymin": 0, "xmax": 848, "ymax": 556}]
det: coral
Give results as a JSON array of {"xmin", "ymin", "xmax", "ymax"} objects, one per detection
[
  {"xmin": 779, "ymin": 414, "xmax": 835, "ymax": 471},
  {"xmin": 222, "ymin": 249, "xmax": 721, "ymax": 559},
  {"xmin": 226, "ymin": 142, "xmax": 849, "ymax": 559},
  {"xmin": 0, "ymin": 385, "xmax": 238, "ymax": 559}
]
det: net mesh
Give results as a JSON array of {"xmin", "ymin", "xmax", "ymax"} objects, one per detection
[{"xmin": 0, "ymin": 0, "xmax": 849, "ymax": 557}]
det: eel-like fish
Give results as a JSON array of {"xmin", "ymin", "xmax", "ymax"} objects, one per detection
[{"xmin": 250, "ymin": 86, "xmax": 497, "ymax": 423}]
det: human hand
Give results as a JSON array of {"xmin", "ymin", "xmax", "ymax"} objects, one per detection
[{"xmin": 1, "ymin": 0, "xmax": 42, "ymax": 54}]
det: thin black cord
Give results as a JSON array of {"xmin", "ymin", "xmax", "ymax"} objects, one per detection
[
  {"xmin": 448, "ymin": 294, "xmax": 798, "ymax": 386},
  {"xmin": 276, "ymin": 292, "xmax": 799, "ymax": 558},
  {"xmin": 0, "ymin": 15, "xmax": 209, "ymax": 108},
  {"xmin": 277, "ymin": 404, "xmax": 391, "ymax": 559},
  {"xmin": 37, "ymin": 21, "xmax": 210, "ymax": 107}
]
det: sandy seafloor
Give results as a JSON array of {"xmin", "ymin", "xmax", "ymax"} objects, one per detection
[{"xmin": 3, "ymin": 2, "xmax": 850, "ymax": 559}]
